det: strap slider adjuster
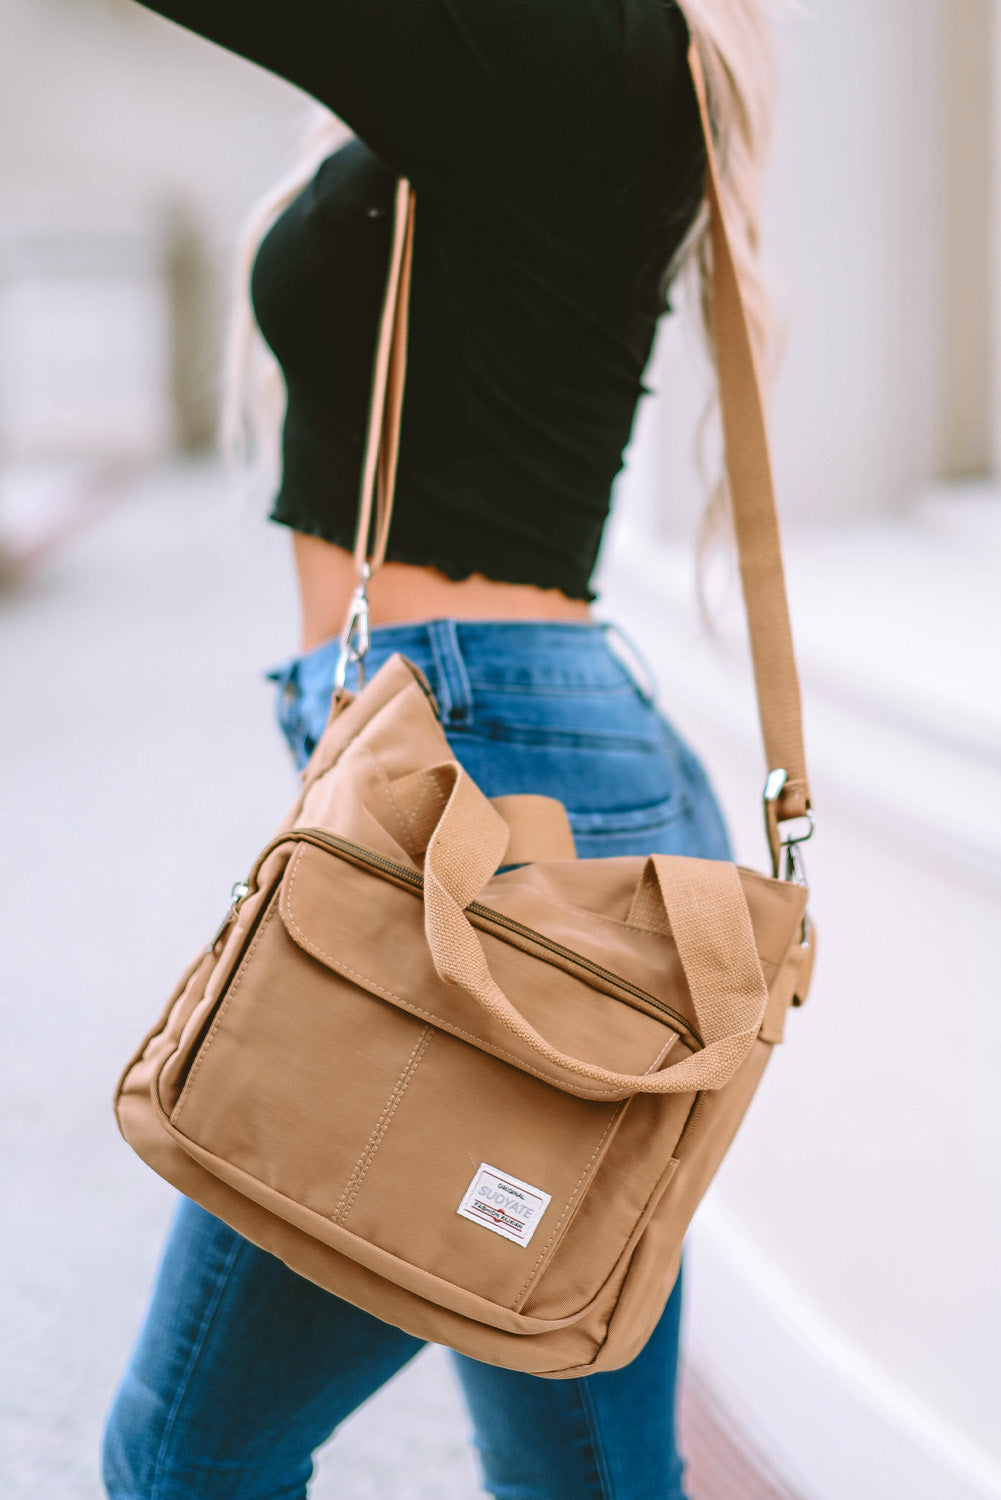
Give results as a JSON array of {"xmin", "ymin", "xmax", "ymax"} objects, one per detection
[{"xmin": 763, "ymin": 768, "xmax": 814, "ymax": 886}]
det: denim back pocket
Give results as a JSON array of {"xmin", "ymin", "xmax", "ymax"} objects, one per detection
[
  {"xmin": 567, "ymin": 789, "xmax": 697, "ymax": 860},
  {"xmin": 448, "ymin": 715, "xmax": 731, "ymax": 865}
]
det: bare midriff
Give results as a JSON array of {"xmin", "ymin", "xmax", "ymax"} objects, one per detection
[{"xmin": 294, "ymin": 533, "xmax": 592, "ymax": 650}]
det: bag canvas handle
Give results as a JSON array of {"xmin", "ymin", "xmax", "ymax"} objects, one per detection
[
  {"xmin": 351, "ymin": 41, "xmax": 812, "ymax": 840},
  {"xmin": 401, "ymin": 760, "xmax": 772, "ymax": 1096}
]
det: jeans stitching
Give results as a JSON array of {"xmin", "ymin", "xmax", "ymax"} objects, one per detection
[
  {"xmin": 449, "ymin": 725, "xmax": 663, "ymax": 753},
  {"xmin": 444, "ymin": 619, "xmax": 473, "ymax": 721},
  {"xmin": 428, "ymin": 625, "xmax": 454, "ymax": 722},
  {"xmin": 149, "ymin": 1231, "xmax": 249, "ymax": 1499},
  {"xmin": 567, "ymin": 793, "xmax": 691, "ymax": 837},
  {"xmin": 460, "ymin": 679, "xmax": 632, "ymax": 696},
  {"xmin": 428, "ymin": 619, "xmax": 473, "ymax": 724},
  {"xmin": 574, "ymin": 1382, "xmax": 615, "ymax": 1499}
]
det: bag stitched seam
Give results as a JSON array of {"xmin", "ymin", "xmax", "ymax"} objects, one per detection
[
  {"xmin": 511, "ymin": 881, "xmax": 676, "ymax": 941},
  {"xmin": 170, "ymin": 898, "xmax": 280, "ymax": 1128},
  {"xmin": 513, "ymin": 1105, "xmax": 624, "ymax": 1308},
  {"xmin": 512, "ymin": 1029, "xmax": 681, "ymax": 1312},
  {"xmin": 332, "ymin": 1024, "xmax": 434, "ymax": 1227},
  {"xmin": 357, "ymin": 741, "xmax": 421, "ymax": 845}
]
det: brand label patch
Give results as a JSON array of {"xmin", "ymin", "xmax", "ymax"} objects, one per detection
[{"xmin": 457, "ymin": 1163, "xmax": 552, "ymax": 1247}]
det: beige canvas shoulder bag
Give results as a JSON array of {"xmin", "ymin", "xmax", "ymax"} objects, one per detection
[{"xmin": 114, "ymin": 46, "xmax": 816, "ymax": 1378}]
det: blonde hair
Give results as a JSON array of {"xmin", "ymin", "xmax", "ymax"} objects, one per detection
[
  {"xmin": 222, "ymin": 1, "xmax": 781, "ymax": 530},
  {"xmin": 221, "ymin": 107, "xmax": 347, "ymax": 496},
  {"xmin": 677, "ymin": 0, "xmax": 781, "ymax": 563}
]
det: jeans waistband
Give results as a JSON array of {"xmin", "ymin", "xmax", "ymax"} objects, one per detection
[{"xmin": 270, "ymin": 618, "xmax": 657, "ymax": 728}]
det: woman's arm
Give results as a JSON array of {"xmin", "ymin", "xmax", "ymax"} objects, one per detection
[{"xmin": 131, "ymin": 0, "xmax": 670, "ymax": 186}]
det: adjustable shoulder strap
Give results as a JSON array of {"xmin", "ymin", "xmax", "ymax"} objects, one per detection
[
  {"xmin": 352, "ymin": 178, "xmax": 416, "ymax": 578},
  {"xmin": 351, "ymin": 46, "xmax": 812, "ymax": 835},
  {"xmin": 687, "ymin": 45, "xmax": 810, "ymax": 826}
]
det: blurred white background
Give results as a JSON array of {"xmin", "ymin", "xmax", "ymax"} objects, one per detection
[{"xmin": 1, "ymin": 3, "xmax": 998, "ymax": 1498}]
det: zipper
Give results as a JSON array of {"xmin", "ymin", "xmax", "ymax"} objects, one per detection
[
  {"xmin": 182, "ymin": 883, "xmax": 280, "ymax": 1082},
  {"xmin": 228, "ymin": 826, "xmax": 703, "ymax": 1049},
  {"xmin": 207, "ymin": 880, "xmax": 251, "ymax": 953}
]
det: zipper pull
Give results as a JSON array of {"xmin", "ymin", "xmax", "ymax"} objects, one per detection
[{"xmin": 207, "ymin": 880, "xmax": 251, "ymax": 954}]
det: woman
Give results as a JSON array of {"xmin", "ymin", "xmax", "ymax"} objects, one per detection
[{"xmin": 103, "ymin": 1, "xmax": 778, "ymax": 1495}]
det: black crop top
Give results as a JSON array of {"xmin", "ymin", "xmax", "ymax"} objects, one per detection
[{"xmin": 135, "ymin": 0, "xmax": 707, "ymax": 599}]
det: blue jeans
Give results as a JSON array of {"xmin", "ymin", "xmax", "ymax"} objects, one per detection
[{"xmin": 103, "ymin": 618, "xmax": 731, "ymax": 1500}]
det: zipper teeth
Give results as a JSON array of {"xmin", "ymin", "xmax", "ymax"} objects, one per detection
[
  {"xmin": 463, "ymin": 902, "xmax": 700, "ymax": 1043},
  {"xmin": 189, "ymin": 888, "xmax": 279, "ymax": 1064},
  {"xmin": 252, "ymin": 827, "xmax": 702, "ymax": 1048},
  {"xmin": 671, "ymin": 1089, "xmax": 706, "ymax": 1158}
]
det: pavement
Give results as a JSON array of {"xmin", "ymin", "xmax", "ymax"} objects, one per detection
[{"xmin": 1, "ymin": 461, "xmax": 481, "ymax": 1499}]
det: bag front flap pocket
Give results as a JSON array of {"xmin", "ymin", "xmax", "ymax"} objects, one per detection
[{"xmin": 277, "ymin": 842, "xmax": 692, "ymax": 1100}]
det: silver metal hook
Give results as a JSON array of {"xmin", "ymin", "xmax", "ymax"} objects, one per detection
[
  {"xmin": 763, "ymin": 768, "xmax": 814, "ymax": 906},
  {"xmin": 333, "ymin": 563, "xmax": 372, "ymax": 697}
]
